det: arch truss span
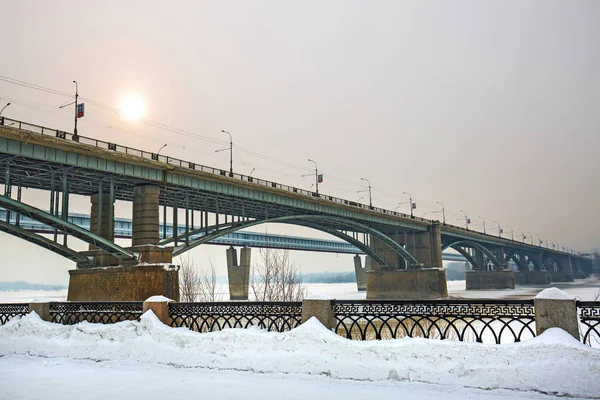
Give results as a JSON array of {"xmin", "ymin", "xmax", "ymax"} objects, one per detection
[
  {"xmin": 0, "ymin": 195, "xmax": 136, "ymax": 262},
  {"xmin": 0, "ymin": 219, "xmax": 90, "ymax": 264},
  {"xmin": 171, "ymin": 214, "xmax": 421, "ymax": 268},
  {"xmin": 442, "ymin": 240, "xmax": 502, "ymax": 270}
]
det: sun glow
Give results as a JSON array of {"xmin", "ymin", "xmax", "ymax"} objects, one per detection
[{"xmin": 119, "ymin": 93, "xmax": 145, "ymax": 121}]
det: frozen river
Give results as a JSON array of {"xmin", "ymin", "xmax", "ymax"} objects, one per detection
[{"xmin": 0, "ymin": 277, "xmax": 598, "ymax": 303}]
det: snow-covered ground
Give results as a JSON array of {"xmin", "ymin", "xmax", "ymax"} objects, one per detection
[{"xmin": 1, "ymin": 312, "xmax": 599, "ymax": 400}]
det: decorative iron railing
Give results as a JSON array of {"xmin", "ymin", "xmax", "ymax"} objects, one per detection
[
  {"xmin": 169, "ymin": 302, "xmax": 302, "ymax": 332},
  {"xmin": 49, "ymin": 302, "xmax": 144, "ymax": 325},
  {"xmin": 332, "ymin": 300, "xmax": 536, "ymax": 344},
  {"xmin": 578, "ymin": 301, "xmax": 600, "ymax": 347},
  {"xmin": 0, "ymin": 303, "xmax": 29, "ymax": 325}
]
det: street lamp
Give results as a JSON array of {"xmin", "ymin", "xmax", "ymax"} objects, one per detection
[
  {"xmin": 493, "ymin": 220, "xmax": 502, "ymax": 237},
  {"xmin": 402, "ymin": 191, "xmax": 414, "ymax": 217},
  {"xmin": 436, "ymin": 201, "xmax": 446, "ymax": 224},
  {"xmin": 0, "ymin": 101, "xmax": 10, "ymax": 116},
  {"xmin": 527, "ymin": 233, "xmax": 533, "ymax": 245},
  {"xmin": 478, "ymin": 216, "xmax": 486, "ymax": 234},
  {"xmin": 358, "ymin": 178, "xmax": 372, "ymax": 207},
  {"xmin": 58, "ymin": 81, "xmax": 80, "ymax": 139},
  {"xmin": 249, "ymin": 167, "xmax": 256, "ymax": 177},
  {"xmin": 506, "ymin": 225, "xmax": 514, "ymax": 241},
  {"xmin": 157, "ymin": 144, "xmax": 167, "ymax": 155},
  {"xmin": 216, "ymin": 129, "xmax": 233, "ymax": 176},
  {"xmin": 301, "ymin": 159, "xmax": 320, "ymax": 194},
  {"xmin": 518, "ymin": 229, "xmax": 526, "ymax": 243},
  {"xmin": 459, "ymin": 209, "xmax": 469, "ymax": 229}
]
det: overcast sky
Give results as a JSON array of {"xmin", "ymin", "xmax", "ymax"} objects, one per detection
[{"xmin": 1, "ymin": 1, "xmax": 598, "ymax": 284}]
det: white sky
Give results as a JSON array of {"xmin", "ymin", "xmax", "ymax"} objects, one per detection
[{"xmin": 0, "ymin": 1, "xmax": 598, "ymax": 284}]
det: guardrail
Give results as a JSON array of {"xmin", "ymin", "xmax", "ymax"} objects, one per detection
[{"xmin": 0, "ymin": 116, "xmax": 587, "ymax": 257}]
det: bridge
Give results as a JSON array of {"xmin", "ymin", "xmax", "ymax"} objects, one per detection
[
  {"xmin": 0, "ymin": 117, "xmax": 596, "ymax": 300},
  {"xmin": 0, "ymin": 209, "xmax": 472, "ymax": 262}
]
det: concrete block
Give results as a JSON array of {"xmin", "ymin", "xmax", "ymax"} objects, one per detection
[
  {"xmin": 301, "ymin": 299, "xmax": 334, "ymax": 330},
  {"xmin": 354, "ymin": 255, "xmax": 367, "ymax": 292},
  {"xmin": 549, "ymin": 271, "xmax": 574, "ymax": 282},
  {"xmin": 466, "ymin": 270, "xmax": 515, "ymax": 290},
  {"xmin": 68, "ymin": 264, "xmax": 179, "ymax": 301},
  {"xmin": 29, "ymin": 302, "xmax": 51, "ymax": 322},
  {"xmin": 534, "ymin": 298, "xmax": 579, "ymax": 340},
  {"xmin": 514, "ymin": 271, "xmax": 551, "ymax": 285},
  {"xmin": 143, "ymin": 301, "xmax": 171, "ymax": 325},
  {"xmin": 366, "ymin": 269, "xmax": 448, "ymax": 300}
]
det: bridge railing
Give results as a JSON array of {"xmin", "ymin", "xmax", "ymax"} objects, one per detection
[
  {"xmin": 1, "ymin": 299, "xmax": 599, "ymax": 347},
  {"xmin": 332, "ymin": 299, "xmax": 536, "ymax": 344},
  {"xmin": 168, "ymin": 301, "xmax": 303, "ymax": 332}
]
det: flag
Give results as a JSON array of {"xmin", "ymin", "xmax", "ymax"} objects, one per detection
[
  {"xmin": 411, "ymin": 202, "xmax": 416, "ymax": 209},
  {"xmin": 467, "ymin": 218, "xmax": 471, "ymax": 224},
  {"xmin": 500, "ymin": 228, "xmax": 503, "ymax": 234},
  {"xmin": 317, "ymin": 174, "xmax": 323, "ymax": 183},
  {"xmin": 77, "ymin": 103, "xmax": 85, "ymax": 118}
]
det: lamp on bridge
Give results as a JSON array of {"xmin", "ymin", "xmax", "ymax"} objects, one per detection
[
  {"xmin": 157, "ymin": 144, "xmax": 167, "ymax": 156},
  {"xmin": 249, "ymin": 167, "xmax": 256, "ymax": 178},
  {"xmin": 478, "ymin": 216, "xmax": 486, "ymax": 234},
  {"xmin": 459, "ymin": 210, "xmax": 470, "ymax": 230},
  {"xmin": 216, "ymin": 129, "xmax": 233, "ymax": 176},
  {"xmin": 436, "ymin": 201, "xmax": 446, "ymax": 224},
  {"xmin": 0, "ymin": 101, "xmax": 10, "ymax": 116},
  {"xmin": 358, "ymin": 178, "xmax": 372, "ymax": 207},
  {"xmin": 301, "ymin": 159, "xmax": 320, "ymax": 194},
  {"xmin": 506, "ymin": 225, "xmax": 514, "ymax": 241},
  {"xmin": 402, "ymin": 191, "xmax": 415, "ymax": 217},
  {"xmin": 493, "ymin": 220, "xmax": 502, "ymax": 237}
]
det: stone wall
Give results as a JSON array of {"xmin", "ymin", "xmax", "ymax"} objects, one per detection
[
  {"xmin": 366, "ymin": 269, "xmax": 447, "ymax": 299},
  {"xmin": 68, "ymin": 264, "xmax": 179, "ymax": 301},
  {"xmin": 466, "ymin": 270, "xmax": 515, "ymax": 290}
]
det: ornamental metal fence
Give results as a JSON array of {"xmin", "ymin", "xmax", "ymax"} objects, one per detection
[
  {"xmin": 332, "ymin": 300, "xmax": 536, "ymax": 344},
  {"xmin": 0, "ymin": 303, "xmax": 29, "ymax": 325},
  {"xmin": 168, "ymin": 301, "xmax": 302, "ymax": 332},
  {"xmin": 49, "ymin": 302, "xmax": 144, "ymax": 325},
  {"xmin": 578, "ymin": 301, "xmax": 600, "ymax": 347}
]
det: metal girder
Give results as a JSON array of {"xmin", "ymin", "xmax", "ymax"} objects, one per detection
[
  {"xmin": 442, "ymin": 240, "xmax": 501, "ymax": 270},
  {"xmin": 172, "ymin": 214, "xmax": 421, "ymax": 267},
  {"xmin": 450, "ymin": 245, "xmax": 481, "ymax": 270},
  {"xmin": 0, "ymin": 195, "xmax": 135, "ymax": 261},
  {"xmin": 0, "ymin": 219, "xmax": 90, "ymax": 264}
]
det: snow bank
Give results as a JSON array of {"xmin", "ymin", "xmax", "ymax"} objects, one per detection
[
  {"xmin": 535, "ymin": 288, "xmax": 574, "ymax": 300},
  {"xmin": 305, "ymin": 293, "xmax": 333, "ymax": 300},
  {"xmin": 144, "ymin": 295, "xmax": 172, "ymax": 302},
  {"xmin": 1, "ymin": 313, "xmax": 598, "ymax": 398}
]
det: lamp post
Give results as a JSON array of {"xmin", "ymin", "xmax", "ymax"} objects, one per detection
[
  {"xmin": 216, "ymin": 129, "xmax": 233, "ymax": 176},
  {"xmin": 249, "ymin": 167, "xmax": 256, "ymax": 177},
  {"xmin": 157, "ymin": 144, "xmax": 167, "ymax": 155},
  {"xmin": 0, "ymin": 101, "xmax": 10, "ymax": 116},
  {"xmin": 358, "ymin": 178, "xmax": 372, "ymax": 207},
  {"xmin": 436, "ymin": 201, "xmax": 446, "ymax": 224},
  {"xmin": 493, "ymin": 220, "xmax": 502, "ymax": 237},
  {"xmin": 478, "ymin": 216, "xmax": 486, "ymax": 234},
  {"xmin": 402, "ymin": 191, "xmax": 414, "ymax": 217},
  {"xmin": 58, "ymin": 81, "xmax": 80, "ymax": 138},
  {"xmin": 528, "ymin": 233, "xmax": 533, "ymax": 245},
  {"xmin": 518, "ymin": 229, "xmax": 525, "ymax": 243},
  {"xmin": 308, "ymin": 159, "xmax": 319, "ymax": 194},
  {"xmin": 507, "ymin": 225, "xmax": 514, "ymax": 241},
  {"xmin": 459, "ymin": 209, "xmax": 469, "ymax": 229}
]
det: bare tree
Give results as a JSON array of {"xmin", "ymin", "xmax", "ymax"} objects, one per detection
[
  {"xmin": 251, "ymin": 248, "xmax": 307, "ymax": 301},
  {"xmin": 197, "ymin": 259, "xmax": 223, "ymax": 302},
  {"xmin": 179, "ymin": 255, "xmax": 199, "ymax": 302}
]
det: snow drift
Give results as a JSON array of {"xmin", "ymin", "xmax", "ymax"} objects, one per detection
[{"xmin": 0, "ymin": 312, "xmax": 599, "ymax": 398}]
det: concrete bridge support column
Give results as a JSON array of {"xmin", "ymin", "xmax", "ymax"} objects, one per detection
[
  {"xmin": 496, "ymin": 247, "xmax": 508, "ymax": 269},
  {"xmin": 552, "ymin": 256, "xmax": 574, "ymax": 282},
  {"xmin": 132, "ymin": 185, "xmax": 160, "ymax": 246},
  {"xmin": 465, "ymin": 247, "xmax": 515, "ymax": 290},
  {"xmin": 353, "ymin": 255, "xmax": 368, "ymax": 291},
  {"xmin": 89, "ymin": 192, "xmax": 114, "ymax": 245},
  {"xmin": 227, "ymin": 246, "xmax": 251, "ymax": 300},
  {"xmin": 367, "ymin": 224, "xmax": 447, "ymax": 300}
]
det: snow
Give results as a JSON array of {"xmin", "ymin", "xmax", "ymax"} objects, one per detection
[
  {"xmin": 1, "ymin": 312, "xmax": 599, "ymax": 399},
  {"xmin": 535, "ymin": 287, "xmax": 574, "ymax": 300},
  {"xmin": 305, "ymin": 292, "xmax": 333, "ymax": 300},
  {"xmin": 29, "ymin": 298, "xmax": 53, "ymax": 303},
  {"xmin": 144, "ymin": 295, "xmax": 172, "ymax": 302}
]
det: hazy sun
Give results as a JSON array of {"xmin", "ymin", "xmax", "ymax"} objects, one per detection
[{"xmin": 119, "ymin": 93, "xmax": 145, "ymax": 121}]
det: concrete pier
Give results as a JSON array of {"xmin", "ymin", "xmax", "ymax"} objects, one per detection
[
  {"xmin": 227, "ymin": 246, "xmax": 251, "ymax": 300},
  {"xmin": 465, "ymin": 270, "xmax": 515, "ymax": 290},
  {"xmin": 353, "ymin": 255, "xmax": 368, "ymax": 291},
  {"xmin": 514, "ymin": 271, "xmax": 551, "ymax": 285},
  {"xmin": 132, "ymin": 185, "xmax": 160, "ymax": 246},
  {"xmin": 549, "ymin": 271, "xmax": 574, "ymax": 282},
  {"xmin": 366, "ymin": 269, "xmax": 447, "ymax": 299}
]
